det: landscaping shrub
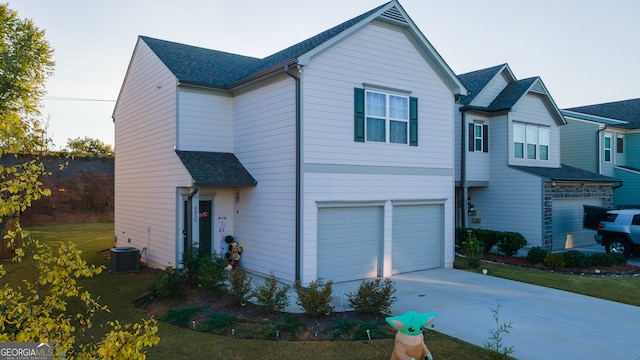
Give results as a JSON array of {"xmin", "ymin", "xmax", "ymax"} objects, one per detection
[
  {"xmin": 327, "ymin": 319, "xmax": 389, "ymax": 341},
  {"xmin": 475, "ymin": 228, "xmax": 500, "ymax": 253},
  {"xmin": 562, "ymin": 250, "xmax": 592, "ymax": 268},
  {"xmin": 497, "ymin": 232, "xmax": 527, "ymax": 257},
  {"xmin": 295, "ymin": 278, "xmax": 335, "ymax": 317},
  {"xmin": 610, "ymin": 253, "xmax": 627, "ymax": 266},
  {"xmin": 455, "ymin": 227, "xmax": 470, "ymax": 252},
  {"xmin": 226, "ymin": 267, "xmax": 253, "ymax": 306},
  {"xmin": 526, "ymin": 246, "xmax": 549, "ymax": 264},
  {"xmin": 456, "ymin": 228, "xmax": 524, "ymax": 255},
  {"xmin": 543, "ymin": 253, "xmax": 566, "ymax": 268},
  {"xmin": 182, "ymin": 247, "xmax": 228, "ymax": 295},
  {"xmin": 346, "ymin": 278, "xmax": 397, "ymax": 315},
  {"xmin": 461, "ymin": 230, "xmax": 482, "ymax": 269},
  {"xmin": 152, "ymin": 266, "xmax": 187, "ymax": 299},
  {"xmin": 251, "ymin": 273, "xmax": 290, "ymax": 315},
  {"xmin": 161, "ymin": 306, "xmax": 203, "ymax": 327},
  {"xmin": 196, "ymin": 313, "xmax": 238, "ymax": 335},
  {"xmin": 590, "ymin": 253, "xmax": 615, "ymax": 267}
]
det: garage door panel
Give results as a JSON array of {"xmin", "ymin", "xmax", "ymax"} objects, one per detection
[
  {"xmin": 318, "ymin": 207, "xmax": 382, "ymax": 283},
  {"xmin": 392, "ymin": 204, "xmax": 442, "ymax": 274},
  {"xmin": 553, "ymin": 198, "xmax": 603, "ymax": 250}
]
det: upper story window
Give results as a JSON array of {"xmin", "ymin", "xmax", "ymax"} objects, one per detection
[
  {"xmin": 617, "ymin": 136, "xmax": 624, "ymax": 154},
  {"xmin": 468, "ymin": 123, "xmax": 488, "ymax": 152},
  {"xmin": 604, "ymin": 135, "xmax": 612, "ymax": 162},
  {"xmin": 354, "ymin": 88, "xmax": 418, "ymax": 146},
  {"xmin": 366, "ymin": 91, "xmax": 409, "ymax": 144},
  {"xmin": 513, "ymin": 122, "xmax": 549, "ymax": 160}
]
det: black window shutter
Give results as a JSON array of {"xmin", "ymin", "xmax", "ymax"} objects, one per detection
[
  {"xmin": 468, "ymin": 123, "xmax": 474, "ymax": 152},
  {"xmin": 483, "ymin": 124, "xmax": 489, "ymax": 152},
  {"xmin": 409, "ymin": 97, "xmax": 418, "ymax": 146},
  {"xmin": 354, "ymin": 88, "xmax": 365, "ymax": 142}
]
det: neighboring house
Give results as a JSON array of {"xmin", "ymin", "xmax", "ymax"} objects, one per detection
[
  {"xmin": 113, "ymin": 1, "xmax": 467, "ymax": 284},
  {"xmin": 454, "ymin": 64, "xmax": 618, "ymax": 251},
  {"xmin": 560, "ymin": 98, "xmax": 640, "ymax": 207}
]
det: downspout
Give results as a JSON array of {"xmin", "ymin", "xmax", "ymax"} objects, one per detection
[
  {"xmin": 285, "ymin": 64, "xmax": 302, "ymax": 283},
  {"xmin": 186, "ymin": 185, "xmax": 199, "ymax": 256},
  {"xmin": 613, "ymin": 181, "xmax": 624, "ymax": 190},
  {"xmin": 596, "ymin": 126, "xmax": 606, "ymax": 174},
  {"xmin": 459, "ymin": 109, "xmax": 466, "ymax": 228}
]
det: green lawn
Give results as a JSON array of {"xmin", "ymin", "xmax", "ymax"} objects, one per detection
[
  {"xmin": 9, "ymin": 223, "xmax": 640, "ymax": 359},
  {"xmin": 457, "ymin": 257, "xmax": 640, "ymax": 307},
  {"xmin": 10, "ymin": 222, "xmax": 500, "ymax": 360}
]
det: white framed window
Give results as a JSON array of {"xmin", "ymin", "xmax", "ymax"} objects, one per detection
[
  {"xmin": 365, "ymin": 90, "xmax": 409, "ymax": 144},
  {"xmin": 513, "ymin": 123, "xmax": 525, "ymax": 159},
  {"xmin": 474, "ymin": 124, "xmax": 483, "ymax": 151},
  {"xmin": 604, "ymin": 135, "xmax": 612, "ymax": 162},
  {"xmin": 539, "ymin": 127, "xmax": 549, "ymax": 160},
  {"xmin": 513, "ymin": 122, "xmax": 549, "ymax": 160}
]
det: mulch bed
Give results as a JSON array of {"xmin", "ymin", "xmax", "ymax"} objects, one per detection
[{"xmin": 480, "ymin": 253, "xmax": 640, "ymax": 276}]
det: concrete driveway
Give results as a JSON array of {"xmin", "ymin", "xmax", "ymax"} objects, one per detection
[{"xmin": 326, "ymin": 268, "xmax": 640, "ymax": 360}]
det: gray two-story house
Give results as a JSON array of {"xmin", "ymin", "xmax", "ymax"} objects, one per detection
[
  {"xmin": 455, "ymin": 64, "xmax": 619, "ymax": 251},
  {"xmin": 561, "ymin": 98, "xmax": 640, "ymax": 207}
]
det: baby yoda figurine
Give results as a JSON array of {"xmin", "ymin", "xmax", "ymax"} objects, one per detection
[{"xmin": 386, "ymin": 311, "xmax": 436, "ymax": 360}]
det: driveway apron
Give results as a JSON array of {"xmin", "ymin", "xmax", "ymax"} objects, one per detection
[{"xmin": 328, "ymin": 268, "xmax": 640, "ymax": 360}]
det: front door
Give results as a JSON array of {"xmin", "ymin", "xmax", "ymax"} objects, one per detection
[{"xmin": 199, "ymin": 200, "xmax": 212, "ymax": 256}]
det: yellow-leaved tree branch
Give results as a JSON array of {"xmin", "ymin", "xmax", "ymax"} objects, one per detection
[{"xmin": 0, "ymin": 3, "xmax": 160, "ymax": 358}]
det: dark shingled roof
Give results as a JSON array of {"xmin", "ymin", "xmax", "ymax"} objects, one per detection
[
  {"xmin": 486, "ymin": 77, "xmax": 537, "ymax": 112},
  {"xmin": 564, "ymin": 98, "xmax": 640, "ymax": 129},
  {"xmin": 141, "ymin": 2, "xmax": 388, "ymax": 89},
  {"xmin": 175, "ymin": 151, "xmax": 257, "ymax": 187},
  {"xmin": 457, "ymin": 64, "xmax": 506, "ymax": 105},
  {"xmin": 510, "ymin": 164, "xmax": 620, "ymax": 182}
]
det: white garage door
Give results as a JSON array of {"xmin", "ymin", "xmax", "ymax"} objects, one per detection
[
  {"xmin": 552, "ymin": 198, "xmax": 604, "ymax": 250},
  {"xmin": 318, "ymin": 206, "xmax": 382, "ymax": 283},
  {"xmin": 392, "ymin": 204, "xmax": 443, "ymax": 274}
]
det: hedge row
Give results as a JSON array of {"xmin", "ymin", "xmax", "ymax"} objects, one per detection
[{"xmin": 456, "ymin": 227, "xmax": 528, "ymax": 257}]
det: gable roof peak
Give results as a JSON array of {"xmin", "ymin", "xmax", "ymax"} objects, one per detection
[{"xmin": 457, "ymin": 63, "xmax": 514, "ymax": 105}]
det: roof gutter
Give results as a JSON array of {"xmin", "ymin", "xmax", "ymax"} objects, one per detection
[{"xmin": 285, "ymin": 63, "xmax": 302, "ymax": 283}]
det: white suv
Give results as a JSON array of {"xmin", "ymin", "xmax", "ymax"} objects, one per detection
[{"xmin": 595, "ymin": 209, "xmax": 640, "ymax": 257}]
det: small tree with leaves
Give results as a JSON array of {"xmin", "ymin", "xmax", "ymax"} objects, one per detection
[
  {"xmin": 484, "ymin": 303, "xmax": 515, "ymax": 359},
  {"xmin": 0, "ymin": 230, "xmax": 159, "ymax": 358},
  {"xmin": 66, "ymin": 136, "xmax": 114, "ymax": 157}
]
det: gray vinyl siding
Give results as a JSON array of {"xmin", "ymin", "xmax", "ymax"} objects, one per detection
[
  {"xmin": 509, "ymin": 94, "xmax": 561, "ymax": 168},
  {"xmin": 177, "ymin": 87, "xmax": 233, "ymax": 152},
  {"xmin": 614, "ymin": 132, "xmax": 626, "ymax": 167},
  {"xmin": 468, "ymin": 110, "xmax": 544, "ymax": 247},
  {"xmin": 455, "ymin": 109, "xmax": 462, "ymax": 181},
  {"xmin": 600, "ymin": 131, "xmax": 615, "ymax": 177},
  {"xmin": 470, "ymin": 71, "xmax": 509, "ymax": 108},
  {"xmin": 560, "ymin": 118, "xmax": 599, "ymax": 172},
  {"xmin": 233, "ymin": 75, "xmax": 297, "ymax": 282},
  {"xmin": 299, "ymin": 22, "xmax": 456, "ymax": 283},
  {"xmin": 465, "ymin": 115, "xmax": 491, "ymax": 182},
  {"xmin": 113, "ymin": 39, "xmax": 192, "ymax": 268},
  {"xmin": 469, "ymin": 166, "xmax": 543, "ymax": 247},
  {"xmin": 613, "ymin": 167, "xmax": 640, "ymax": 206},
  {"xmin": 626, "ymin": 133, "xmax": 640, "ymax": 168},
  {"xmin": 302, "ymin": 22, "xmax": 454, "ymax": 169}
]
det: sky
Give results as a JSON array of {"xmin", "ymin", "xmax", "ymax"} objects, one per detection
[{"xmin": 7, "ymin": 0, "xmax": 640, "ymax": 148}]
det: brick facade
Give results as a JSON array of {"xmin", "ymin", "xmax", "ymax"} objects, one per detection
[{"xmin": 542, "ymin": 183, "xmax": 613, "ymax": 250}]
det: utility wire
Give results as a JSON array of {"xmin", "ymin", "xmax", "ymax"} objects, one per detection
[{"xmin": 43, "ymin": 96, "xmax": 116, "ymax": 102}]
